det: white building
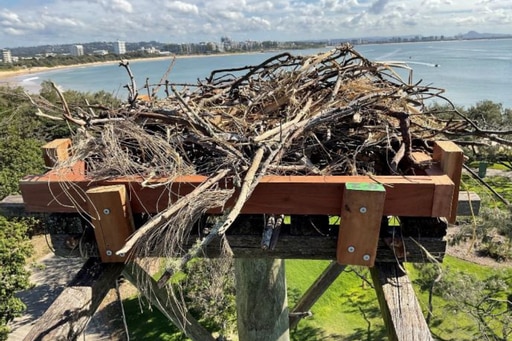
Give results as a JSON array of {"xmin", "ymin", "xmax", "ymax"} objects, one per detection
[
  {"xmin": 114, "ymin": 40, "xmax": 126, "ymax": 55},
  {"xmin": 70, "ymin": 45, "xmax": 84, "ymax": 56},
  {"xmin": 2, "ymin": 49, "xmax": 12, "ymax": 63}
]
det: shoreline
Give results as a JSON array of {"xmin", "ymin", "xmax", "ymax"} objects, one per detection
[{"xmin": 0, "ymin": 51, "xmax": 265, "ymax": 84}]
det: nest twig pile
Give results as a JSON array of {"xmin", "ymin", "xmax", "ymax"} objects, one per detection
[{"xmin": 38, "ymin": 44, "xmax": 456, "ymax": 286}]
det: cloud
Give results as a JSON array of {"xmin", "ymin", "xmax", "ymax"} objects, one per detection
[
  {"xmin": 1, "ymin": 0, "xmax": 512, "ymax": 48},
  {"xmin": 368, "ymin": 0, "xmax": 389, "ymax": 14},
  {"xmin": 166, "ymin": 1, "xmax": 199, "ymax": 15}
]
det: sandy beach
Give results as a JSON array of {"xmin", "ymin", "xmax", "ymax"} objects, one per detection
[{"xmin": 0, "ymin": 52, "xmax": 261, "ymax": 86}]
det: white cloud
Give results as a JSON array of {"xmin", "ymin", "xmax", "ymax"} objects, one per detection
[
  {"xmin": 1, "ymin": 0, "xmax": 511, "ymax": 47},
  {"xmin": 166, "ymin": 1, "xmax": 199, "ymax": 15}
]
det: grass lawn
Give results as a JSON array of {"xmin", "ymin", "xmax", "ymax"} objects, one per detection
[{"xmin": 123, "ymin": 255, "xmax": 511, "ymax": 340}]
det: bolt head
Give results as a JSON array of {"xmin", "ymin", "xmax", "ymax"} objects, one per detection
[
  {"xmin": 359, "ymin": 207, "xmax": 367, "ymax": 214},
  {"xmin": 347, "ymin": 246, "xmax": 355, "ymax": 253},
  {"xmin": 103, "ymin": 208, "xmax": 110, "ymax": 215},
  {"xmin": 106, "ymin": 250, "xmax": 113, "ymax": 256},
  {"xmin": 363, "ymin": 254, "xmax": 371, "ymax": 261}
]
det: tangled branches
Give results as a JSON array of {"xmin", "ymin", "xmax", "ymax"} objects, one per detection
[{"xmin": 35, "ymin": 44, "xmax": 481, "ymax": 286}]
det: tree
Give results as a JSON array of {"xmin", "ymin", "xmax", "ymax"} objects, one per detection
[{"xmin": 0, "ymin": 217, "xmax": 33, "ymax": 341}]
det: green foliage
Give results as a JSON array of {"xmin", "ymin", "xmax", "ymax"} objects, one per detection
[
  {"xmin": 409, "ymin": 257, "xmax": 512, "ymax": 341},
  {"xmin": 182, "ymin": 258, "xmax": 236, "ymax": 335},
  {"xmin": 0, "ymin": 217, "xmax": 33, "ymax": 341}
]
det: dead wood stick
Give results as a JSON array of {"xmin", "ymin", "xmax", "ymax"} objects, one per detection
[
  {"xmin": 51, "ymin": 82, "xmax": 86, "ymax": 126},
  {"xmin": 254, "ymin": 98, "xmax": 312, "ymax": 143},
  {"xmin": 171, "ymin": 85, "xmax": 218, "ymax": 137},
  {"xmin": 157, "ymin": 126, "xmax": 298, "ymax": 288},
  {"xmin": 116, "ymin": 168, "xmax": 229, "ymax": 256}
]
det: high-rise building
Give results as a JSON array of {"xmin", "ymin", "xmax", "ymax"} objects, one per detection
[
  {"xmin": 2, "ymin": 49, "xmax": 12, "ymax": 63},
  {"xmin": 70, "ymin": 45, "xmax": 84, "ymax": 56},
  {"xmin": 114, "ymin": 40, "xmax": 126, "ymax": 55}
]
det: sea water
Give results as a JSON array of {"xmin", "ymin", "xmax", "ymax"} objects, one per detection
[{"xmin": 11, "ymin": 38, "xmax": 512, "ymax": 109}]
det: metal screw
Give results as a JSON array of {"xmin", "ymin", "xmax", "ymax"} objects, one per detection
[
  {"xmin": 359, "ymin": 206, "xmax": 367, "ymax": 214},
  {"xmin": 106, "ymin": 250, "xmax": 113, "ymax": 256},
  {"xmin": 118, "ymin": 252, "xmax": 125, "ymax": 257},
  {"xmin": 103, "ymin": 208, "xmax": 110, "ymax": 215},
  {"xmin": 347, "ymin": 246, "xmax": 355, "ymax": 253},
  {"xmin": 363, "ymin": 254, "xmax": 371, "ymax": 261}
]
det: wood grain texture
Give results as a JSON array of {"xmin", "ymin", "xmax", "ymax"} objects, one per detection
[{"xmin": 371, "ymin": 263, "xmax": 434, "ymax": 341}]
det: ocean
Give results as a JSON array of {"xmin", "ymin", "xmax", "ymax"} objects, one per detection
[{"xmin": 10, "ymin": 38, "xmax": 512, "ymax": 109}]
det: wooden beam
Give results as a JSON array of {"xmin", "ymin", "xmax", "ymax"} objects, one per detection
[
  {"xmin": 235, "ymin": 258, "xmax": 290, "ymax": 341},
  {"xmin": 122, "ymin": 262, "xmax": 215, "ymax": 341},
  {"xmin": 370, "ymin": 263, "xmax": 433, "ymax": 341},
  {"xmin": 41, "ymin": 138, "xmax": 72, "ymax": 167},
  {"xmin": 193, "ymin": 235, "xmax": 446, "ymax": 262},
  {"xmin": 430, "ymin": 141, "xmax": 464, "ymax": 223},
  {"xmin": 289, "ymin": 261, "xmax": 346, "ymax": 329},
  {"xmin": 23, "ymin": 258, "xmax": 123, "ymax": 341},
  {"xmin": 337, "ymin": 183, "xmax": 386, "ymax": 266},
  {"xmin": 457, "ymin": 191, "xmax": 480, "ymax": 216},
  {"xmin": 86, "ymin": 185, "xmax": 135, "ymax": 262},
  {"xmin": 20, "ymin": 171, "xmax": 454, "ymax": 217}
]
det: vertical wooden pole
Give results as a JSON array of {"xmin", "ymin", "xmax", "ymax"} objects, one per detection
[
  {"xmin": 432, "ymin": 141, "xmax": 463, "ymax": 224},
  {"xmin": 235, "ymin": 258, "xmax": 290, "ymax": 341},
  {"xmin": 86, "ymin": 185, "xmax": 135, "ymax": 262}
]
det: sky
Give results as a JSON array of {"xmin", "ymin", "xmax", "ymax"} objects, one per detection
[{"xmin": 1, "ymin": 0, "xmax": 511, "ymax": 48}]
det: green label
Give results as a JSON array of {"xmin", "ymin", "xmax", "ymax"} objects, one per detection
[{"xmin": 345, "ymin": 182, "xmax": 385, "ymax": 192}]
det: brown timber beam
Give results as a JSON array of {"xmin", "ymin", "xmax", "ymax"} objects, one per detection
[
  {"xmin": 20, "ymin": 172, "xmax": 454, "ymax": 217},
  {"xmin": 370, "ymin": 263, "xmax": 433, "ymax": 341},
  {"xmin": 23, "ymin": 258, "xmax": 124, "ymax": 341}
]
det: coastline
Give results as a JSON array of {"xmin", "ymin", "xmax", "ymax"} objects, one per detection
[{"xmin": 0, "ymin": 52, "xmax": 262, "ymax": 84}]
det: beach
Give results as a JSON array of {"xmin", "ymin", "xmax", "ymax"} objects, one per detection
[{"xmin": 0, "ymin": 52, "xmax": 260, "ymax": 85}]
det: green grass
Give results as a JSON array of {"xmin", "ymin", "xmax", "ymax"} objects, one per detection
[{"xmin": 123, "ymin": 257, "xmax": 511, "ymax": 340}]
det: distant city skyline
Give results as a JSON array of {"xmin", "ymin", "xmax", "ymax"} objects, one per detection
[{"xmin": 1, "ymin": 0, "xmax": 511, "ymax": 48}]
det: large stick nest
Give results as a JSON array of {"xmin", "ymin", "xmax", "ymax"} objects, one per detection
[
  {"xmin": 53, "ymin": 43, "xmax": 446, "ymax": 179},
  {"xmin": 41, "ymin": 44, "xmax": 457, "ymax": 287}
]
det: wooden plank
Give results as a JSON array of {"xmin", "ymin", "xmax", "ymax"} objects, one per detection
[
  {"xmin": 122, "ymin": 262, "xmax": 215, "ymax": 341},
  {"xmin": 86, "ymin": 185, "xmax": 135, "ymax": 262},
  {"xmin": 41, "ymin": 138, "xmax": 72, "ymax": 167},
  {"xmin": 457, "ymin": 191, "xmax": 481, "ymax": 216},
  {"xmin": 20, "ymin": 171, "xmax": 455, "ymax": 217},
  {"xmin": 337, "ymin": 183, "xmax": 386, "ymax": 266},
  {"xmin": 235, "ymin": 258, "xmax": 290, "ymax": 341},
  {"xmin": 289, "ymin": 261, "xmax": 346, "ymax": 329},
  {"xmin": 370, "ymin": 263, "xmax": 433, "ymax": 341},
  {"xmin": 432, "ymin": 141, "xmax": 464, "ymax": 223},
  {"xmin": 23, "ymin": 258, "xmax": 123, "ymax": 341}
]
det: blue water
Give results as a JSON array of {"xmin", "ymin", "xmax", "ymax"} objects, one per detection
[{"xmin": 13, "ymin": 39, "xmax": 512, "ymax": 109}]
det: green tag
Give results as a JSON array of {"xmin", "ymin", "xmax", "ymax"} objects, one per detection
[{"xmin": 345, "ymin": 182, "xmax": 385, "ymax": 192}]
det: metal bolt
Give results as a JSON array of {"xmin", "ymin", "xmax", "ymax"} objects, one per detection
[
  {"xmin": 103, "ymin": 208, "xmax": 110, "ymax": 215},
  {"xmin": 118, "ymin": 252, "xmax": 125, "ymax": 257},
  {"xmin": 347, "ymin": 246, "xmax": 355, "ymax": 253},
  {"xmin": 359, "ymin": 206, "xmax": 367, "ymax": 214},
  {"xmin": 363, "ymin": 254, "xmax": 371, "ymax": 261},
  {"xmin": 106, "ymin": 250, "xmax": 113, "ymax": 256}
]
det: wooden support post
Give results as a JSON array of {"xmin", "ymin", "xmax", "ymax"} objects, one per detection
[
  {"xmin": 86, "ymin": 185, "xmax": 135, "ymax": 262},
  {"xmin": 23, "ymin": 258, "xmax": 124, "ymax": 341},
  {"xmin": 432, "ymin": 141, "xmax": 464, "ymax": 224},
  {"xmin": 41, "ymin": 138, "xmax": 72, "ymax": 167},
  {"xmin": 235, "ymin": 258, "xmax": 290, "ymax": 341},
  {"xmin": 289, "ymin": 261, "xmax": 346, "ymax": 329},
  {"xmin": 122, "ymin": 262, "xmax": 215, "ymax": 341},
  {"xmin": 337, "ymin": 182, "xmax": 386, "ymax": 266},
  {"xmin": 370, "ymin": 263, "xmax": 433, "ymax": 341}
]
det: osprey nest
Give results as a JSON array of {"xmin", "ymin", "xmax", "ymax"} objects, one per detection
[{"xmin": 40, "ymin": 43, "xmax": 455, "ymax": 286}]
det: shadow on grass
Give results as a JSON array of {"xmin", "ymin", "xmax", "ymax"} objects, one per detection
[{"xmin": 291, "ymin": 324, "xmax": 342, "ymax": 341}]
